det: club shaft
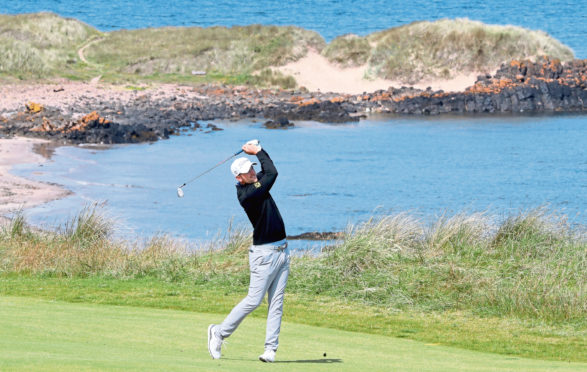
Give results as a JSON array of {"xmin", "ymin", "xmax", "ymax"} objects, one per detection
[{"xmin": 180, "ymin": 149, "xmax": 243, "ymax": 188}]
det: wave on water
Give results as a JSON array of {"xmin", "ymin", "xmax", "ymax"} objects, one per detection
[{"xmin": 73, "ymin": 180, "xmax": 145, "ymax": 189}]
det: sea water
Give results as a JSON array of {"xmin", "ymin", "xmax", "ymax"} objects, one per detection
[
  {"xmin": 13, "ymin": 114, "xmax": 587, "ymax": 250},
  {"xmin": 3, "ymin": 1, "xmax": 586, "ymax": 249}
]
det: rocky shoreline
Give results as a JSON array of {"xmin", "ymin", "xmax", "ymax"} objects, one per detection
[{"xmin": 1, "ymin": 57, "xmax": 585, "ymax": 144}]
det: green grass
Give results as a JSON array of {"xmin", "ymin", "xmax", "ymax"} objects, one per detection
[
  {"xmin": 85, "ymin": 25, "xmax": 324, "ymax": 76},
  {"xmin": 0, "ymin": 13, "xmax": 576, "ymax": 87},
  {"xmin": 1, "ymin": 275, "xmax": 585, "ymax": 363},
  {"xmin": 321, "ymin": 34, "xmax": 371, "ymax": 67},
  {"xmin": 1, "ymin": 296, "xmax": 585, "ymax": 372},
  {"xmin": 291, "ymin": 210, "xmax": 586, "ymax": 323},
  {"xmin": 0, "ymin": 12, "xmax": 101, "ymax": 76},
  {"xmin": 0, "ymin": 207, "xmax": 585, "ymax": 363},
  {"xmin": 0, "ymin": 13, "xmax": 324, "ymax": 88},
  {"xmin": 323, "ymin": 18, "xmax": 575, "ymax": 84}
]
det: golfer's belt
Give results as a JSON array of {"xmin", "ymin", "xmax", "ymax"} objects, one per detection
[
  {"xmin": 251, "ymin": 240, "xmax": 288, "ymax": 252},
  {"xmin": 275, "ymin": 242, "xmax": 288, "ymax": 251}
]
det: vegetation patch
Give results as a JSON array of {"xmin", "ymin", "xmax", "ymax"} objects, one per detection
[
  {"xmin": 0, "ymin": 12, "xmax": 101, "ymax": 76},
  {"xmin": 1, "ymin": 206, "xmax": 585, "ymax": 362},
  {"xmin": 323, "ymin": 18, "xmax": 575, "ymax": 84},
  {"xmin": 0, "ymin": 14, "xmax": 576, "ymax": 88},
  {"xmin": 322, "ymin": 34, "xmax": 371, "ymax": 67},
  {"xmin": 84, "ymin": 25, "xmax": 324, "ymax": 80}
]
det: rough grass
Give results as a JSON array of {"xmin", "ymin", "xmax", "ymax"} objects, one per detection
[
  {"xmin": 0, "ymin": 207, "xmax": 585, "ymax": 362},
  {"xmin": 0, "ymin": 13, "xmax": 576, "ymax": 87},
  {"xmin": 0, "ymin": 13, "xmax": 321, "ymax": 88},
  {"xmin": 85, "ymin": 25, "xmax": 325, "ymax": 77},
  {"xmin": 321, "ymin": 34, "xmax": 371, "ymax": 67},
  {"xmin": 323, "ymin": 18, "xmax": 575, "ymax": 83},
  {"xmin": 1, "ymin": 207, "xmax": 584, "ymax": 325},
  {"xmin": 0, "ymin": 12, "xmax": 101, "ymax": 76},
  {"xmin": 293, "ymin": 209, "xmax": 586, "ymax": 324}
]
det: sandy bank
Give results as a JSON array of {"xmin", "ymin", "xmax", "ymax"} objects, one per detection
[
  {"xmin": 276, "ymin": 51, "xmax": 479, "ymax": 94},
  {"xmin": 0, "ymin": 137, "xmax": 70, "ymax": 223}
]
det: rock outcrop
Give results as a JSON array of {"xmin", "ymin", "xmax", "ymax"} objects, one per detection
[
  {"xmin": 1, "ymin": 57, "xmax": 584, "ymax": 144},
  {"xmin": 363, "ymin": 57, "xmax": 587, "ymax": 115}
]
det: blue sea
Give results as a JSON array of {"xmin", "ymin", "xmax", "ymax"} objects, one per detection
[
  {"xmin": 3, "ymin": 1, "xmax": 586, "ymax": 249},
  {"xmin": 1, "ymin": 0, "xmax": 586, "ymax": 58},
  {"xmin": 13, "ymin": 114, "xmax": 587, "ymax": 250}
]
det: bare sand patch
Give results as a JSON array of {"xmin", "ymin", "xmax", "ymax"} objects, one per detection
[{"xmin": 276, "ymin": 51, "xmax": 479, "ymax": 94}]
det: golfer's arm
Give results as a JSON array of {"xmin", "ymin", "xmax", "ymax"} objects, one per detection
[
  {"xmin": 256, "ymin": 150, "xmax": 278, "ymax": 185},
  {"xmin": 239, "ymin": 151, "xmax": 278, "ymax": 204}
]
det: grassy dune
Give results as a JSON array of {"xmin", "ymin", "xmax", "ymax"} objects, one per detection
[
  {"xmin": 0, "ymin": 13, "xmax": 576, "ymax": 87},
  {"xmin": 1, "ymin": 206, "xmax": 585, "ymax": 362},
  {"xmin": 85, "ymin": 25, "xmax": 324, "ymax": 86},
  {"xmin": 323, "ymin": 19, "xmax": 575, "ymax": 84},
  {"xmin": 0, "ymin": 12, "xmax": 101, "ymax": 78}
]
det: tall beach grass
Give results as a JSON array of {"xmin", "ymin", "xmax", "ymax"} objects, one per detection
[
  {"xmin": 1, "ymin": 206, "xmax": 584, "ymax": 325},
  {"xmin": 0, "ymin": 12, "xmax": 100, "ymax": 76},
  {"xmin": 323, "ymin": 18, "xmax": 575, "ymax": 83},
  {"xmin": 85, "ymin": 25, "xmax": 325, "ymax": 77},
  {"xmin": 293, "ymin": 208, "xmax": 585, "ymax": 323},
  {"xmin": 0, "ymin": 13, "xmax": 576, "ymax": 86}
]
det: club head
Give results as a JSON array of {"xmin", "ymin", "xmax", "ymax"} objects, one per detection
[{"xmin": 177, "ymin": 187, "xmax": 184, "ymax": 198}]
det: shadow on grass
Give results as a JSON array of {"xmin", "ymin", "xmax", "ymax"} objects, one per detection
[
  {"xmin": 276, "ymin": 359, "xmax": 343, "ymax": 364},
  {"xmin": 223, "ymin": 358, "xmax": 343, "ymax": 364}
]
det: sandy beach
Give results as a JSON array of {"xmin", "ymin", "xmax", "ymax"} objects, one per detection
[
  {"xmin": 0, "ymin": 136, "xmax": 70, "ymax": 225},
  {"xmin": 276, "ymin": 51, "xmax": 480, "ymax": 94}
]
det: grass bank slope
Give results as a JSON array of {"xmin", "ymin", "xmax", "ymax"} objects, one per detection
[
  {"xmin": 0, "ymin": 12, "xmax": 325, "ymax": 87},
  {"xmin": 0, "ymin": 12, "xmax": 101, "ymax": 78},
  {"xmin": 1, "ymin": 296, "xmax": 584, "ymax": 372},
  {"xmin": 85, "ymin": 25, "xmax": 325, "ymax": 87},
  {"xmin": 0, "ymin": 13, "xmax": 575, "ymax": 88},
  {"xmin": 0, "ymin": 207, "xmax": 585, "ymax": 362},
  {"xmin": 323, "ymin": 18, "xmax": 575, "ymax": 84}
]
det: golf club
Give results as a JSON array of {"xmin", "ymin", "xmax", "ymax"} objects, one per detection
[{"xmin": 177, "ymin": 149, "xmax": 244, "ymax": 197}]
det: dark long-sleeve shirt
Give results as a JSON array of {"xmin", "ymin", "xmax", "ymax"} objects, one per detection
[{"xmin": 236, "ymin": 149, "xmax": 286, "ymax": 245}]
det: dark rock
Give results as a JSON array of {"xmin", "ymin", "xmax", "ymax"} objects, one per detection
[
  {"xmin": 206, "ymin": 123, "xmax": 223, "ymax": 131},
  {"xmin": 287, "ymin": 231, "xmax": 343, "ymax": 240},
  {"xmin": 263, "ymin": 117, "xmax": 294, "ymax": 129},
  {"xmin": 264, "ymin": 100, "xmax": 359, "ymax": 123},
  {"xmin": 1, "ymin": 57, "xmax": 584, "ymax": 144}
]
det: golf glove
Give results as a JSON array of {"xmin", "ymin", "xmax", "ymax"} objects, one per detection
[{"xmin": 246, "ymin": 139, "xmax": 262, "ymax": 151}]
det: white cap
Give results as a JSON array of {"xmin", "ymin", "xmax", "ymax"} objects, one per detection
[{"xmin": 230, "ymin": 157, "xmax": 257, "ymax": 176}]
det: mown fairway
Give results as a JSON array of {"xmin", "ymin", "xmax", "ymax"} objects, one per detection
[{"xmin": 1, "ymin": 296, "xmax": 585, "ymax": 372}]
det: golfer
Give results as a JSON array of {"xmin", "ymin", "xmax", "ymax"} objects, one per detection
[{"xmin": 208, "ymin": 139, "xmax": 289, "ymax": 363}]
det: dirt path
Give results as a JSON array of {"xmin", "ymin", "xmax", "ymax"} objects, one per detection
[
  {"xmin": 77, "ymin": 36, "xmax": 105, "ymax": 65},
  {"xmin": 77, "ymin": 36, "xmax": 105, "ymax": 84}
]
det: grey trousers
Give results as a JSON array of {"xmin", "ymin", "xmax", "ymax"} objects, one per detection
[{"xmin": 218, "ymin": 239, "xmax": 290, "ymax": 351}]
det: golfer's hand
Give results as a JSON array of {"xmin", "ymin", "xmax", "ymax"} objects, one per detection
[{"xmin": 242, "ymin": 139, "xmax": 261, "ymax": 155}]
